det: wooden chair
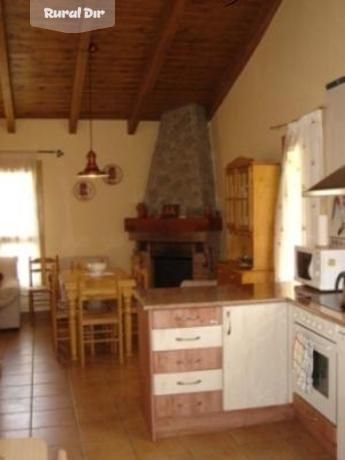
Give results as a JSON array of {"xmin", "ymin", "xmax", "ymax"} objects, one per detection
[
  {"xmin": 48, "ymin": 267, "xmax": 69, "ymax": 358},
  {"xmin": 127, "ymin": 265, "xmax": 149, "ymax": 341},
  {"xmin": 28, "ymin": 256, "xmax": 59, "ymax": 319},
  {"xmin": 77, "ymin": 275, "xmax": 123, "ymax": 366}
]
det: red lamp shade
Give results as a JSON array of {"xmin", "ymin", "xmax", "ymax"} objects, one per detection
[{"xmin": 77, "ymin": 150, "xmax": 107, "ymax": 178}]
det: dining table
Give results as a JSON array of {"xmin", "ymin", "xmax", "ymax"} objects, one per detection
[{"xmin": 60, "ymin": 267, "xmax": 136, "ymax": 361}]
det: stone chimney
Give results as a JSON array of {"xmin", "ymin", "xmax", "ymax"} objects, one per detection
[{"xmin": 145, "ymin": 104, "xmax": 216, "ymax": 216}]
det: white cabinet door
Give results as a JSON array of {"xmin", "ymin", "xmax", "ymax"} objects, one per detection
[{"xmin": 223, "ymin": 302, "xmax": 289, "ymax": 411}]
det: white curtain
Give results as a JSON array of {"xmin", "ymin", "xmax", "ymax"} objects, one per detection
[
  {"xmin": 0, "ymin": 161, "xmax": 41, "ymax": 287},
  {"xmin": 275, "ymin": 110, "xmax": 324, "ymax": 282}
]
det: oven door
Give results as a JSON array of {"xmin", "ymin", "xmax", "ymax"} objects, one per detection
[{"xmin": 293, "ymin": 323, "xmax": 337, "ymax": 423}]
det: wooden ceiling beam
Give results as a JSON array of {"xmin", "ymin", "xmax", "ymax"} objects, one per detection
[
  {"xmin": 0, "ymin": 0, "xmax": 15, "ymax": 133},
  {"xmin": 127, "ymin": 0, "xmax": 187, "ymax": 135},
  {"xmin": 209, "ymin": 0, "xmax": 282, "ymax": 117},
  {"xmin": 69, "ymin": 32, "xmax": 91, "ymax": 134}
]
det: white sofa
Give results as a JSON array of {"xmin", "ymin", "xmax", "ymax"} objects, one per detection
[{"xmin": 0, "ymin": 257, "xmax": 21, "ymax": 329}]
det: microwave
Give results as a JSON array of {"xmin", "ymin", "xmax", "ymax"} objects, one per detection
[{"xmin": 295, "ymin": 246, "xmax": 345, "ymax": 291}]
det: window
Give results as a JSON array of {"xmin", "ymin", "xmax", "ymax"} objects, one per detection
[
  {"xmin": 275, "ymin": 111, "xmax": 324, "ymax": 282},
  {"xmin": 0, "ymin": 162, "xmax": 41, "ymax": 287}
]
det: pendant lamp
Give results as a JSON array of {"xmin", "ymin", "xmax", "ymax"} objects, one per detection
[{"xmin": 78, "ymin": 43, "xmax": 107, "ymax": 178}]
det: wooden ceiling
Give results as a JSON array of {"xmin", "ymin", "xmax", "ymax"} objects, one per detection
[{"xmin": 0, "ymin": 0, "xmax": 282, "ymax": 134}]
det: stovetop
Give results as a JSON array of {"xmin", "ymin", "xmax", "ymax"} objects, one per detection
[{"xmin": 297, "ymin": 287, "xmax": 345, "ymax": 312}]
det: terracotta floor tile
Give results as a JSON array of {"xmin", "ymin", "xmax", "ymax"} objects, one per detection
[
  {"xmin": 75, "ymin": 402, "xmax": 117, "ymax": 424},
  {"xmin": 0, "ymin": 412, "xmax": 31, "ymax": 430},
  {"xmin": 286, "ymin": 432, "xmax": 333, "ymax": 458},
  {"xmin": 0, "ymin": 315, "xmax": 335, "ymax": 460},
  {"xmin": 2, "ymin": 355, "xmax": 33, "ymax": 366},
  {"xmin": 0, "ymin": 429, "xmax": 31, "ymax": 438},
  {"xmin": 33, "ymin": 372, "xmax": 68, "ymax": 384},
  {"xmin": 242, "ymin": 437, "xmax": 332, "ymax": 460},
  {"xmin": 33, "ymin": 382, "xmax": 70, "ymax": 397},
  {"xmin": 34, "ymin": 362, "xmax": 65, "ymax": 373},
  {"xmin": 131, "ymin": 437, "xmax": 191, "ymax": 460},
  {"xmin": 32, "ymin": 425, "xmax": 80, "ymax": 447},
  {"xmin": 83, "ymin": 437, "xmax": 135, "ymax": 459},
  {"xmin": 229, "ymin": 422, "xmax": 290, "ymax": 446},
  {"xmin": 79, "ymin": 421, "xmax": 125, "ymax": 445},
  {"xmin": 0, "ymin": 398, "xmax": 31, "ymax": 414},
  {"xmin": 48, "ymin": 445, "xmax": 84, "ymax": 460},
  {"xmin": 33, "ymin": 395, "xmax": 73, "ymax": 411},
  {"xmin": 84, "ymin": 443, "xmax": 137, "ymax": 460},
  {"xmin": 0, "ymin": 385, "xmax": 32, "ymax": 399},
  {"xmin": 0, "ymin": 373, "xmax": 32, "ymax": 386},
  {"xmin": 180, "ymin": 432, "xmax": 241, "ymax": 458},
  {"xmin": 32, "ymin": 408, "xmax": 76, "ymax": 428},
  {"xmin": 2, "ymin": 363, "xmax": 32, "ymax": 375}
]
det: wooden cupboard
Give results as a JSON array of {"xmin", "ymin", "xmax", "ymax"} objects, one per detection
[
  {"xmin": 223, "ymin": 302, "xmax": 290, "ymax": 411},
  {"xmin": 219, "ymin": 157, "xmax": 280, "ymax": 285}
]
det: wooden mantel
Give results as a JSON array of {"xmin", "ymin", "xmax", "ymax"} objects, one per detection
[{"xmin": 124, "ymin": 217, "xmax": 222, "ymax": 235}]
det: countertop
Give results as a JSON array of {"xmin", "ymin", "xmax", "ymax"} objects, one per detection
[
  {"xmin": 135, "ymin": 282, "xmax": 345, "ymax": 327},
  {"xmin": 135, "ymin": 283, "xmax": 294, "ymax": 310}
]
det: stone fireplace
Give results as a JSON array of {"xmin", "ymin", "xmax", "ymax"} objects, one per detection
[{"xmin": 125, "ymin": 104, "xmax": 221, "ymax": 287}]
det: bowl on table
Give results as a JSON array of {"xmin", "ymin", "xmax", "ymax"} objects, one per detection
[{"xmin": 87, "ymin": 261, "xmax": 107, "ymax": 276}]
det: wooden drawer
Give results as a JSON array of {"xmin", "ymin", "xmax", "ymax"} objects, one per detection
[
  {"xmin": 155, "ymin": 391, "xmax": 222, "ymax": 418},
  {"xmin": 152, "ymin": 326, "xmax": 222, "ymax": 351},
  {"xmin": 152, "ymin": 307, "xmax": 221, "ymax": 329},
  {"xmin": 154, "ymin": 369, "xmax": 223, "ymax": 396},
  {"xmin": 153, "ymin": 348, "xmax": 222, "ymax": 373}
]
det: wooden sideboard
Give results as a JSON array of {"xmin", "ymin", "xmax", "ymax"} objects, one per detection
[
  {"xmin": 217, "ymin": 260, "xmax": 274, "ymax": 285},
  {"xmin": 219, "ymin": 157, "xmax": 280, "ymax": 285}
]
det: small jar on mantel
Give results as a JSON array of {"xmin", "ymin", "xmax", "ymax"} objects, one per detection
[{"xmin": 136, "ymin": 202, "xmax": 148, "ymax": 219}]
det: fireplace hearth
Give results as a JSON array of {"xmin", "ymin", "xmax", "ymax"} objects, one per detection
[{"xmin": 152, "ymin": 243, "xmax": 193, "ymax": 287}]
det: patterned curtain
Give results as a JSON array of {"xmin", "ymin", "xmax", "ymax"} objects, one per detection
[{"xmin": 275, "ymin": 110, "xmax": 324, "ymax": 282}]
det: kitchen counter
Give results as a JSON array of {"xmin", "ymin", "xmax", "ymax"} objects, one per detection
[
  {"xmin": 137, "ymin": 281, "xmax": 345, "ymax": 442},
  {"xmin": 136, "ymin": 282, "xmax": 294, "ymax": 309},
  {"xmin": 136, "ymin": 282, "xmax": 345, "ymax": 327}
]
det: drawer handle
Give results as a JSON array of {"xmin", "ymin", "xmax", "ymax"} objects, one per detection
[
  {"xmin": 175, "ymin": 336, "xmax": 201, "ymax": 342},
  {"xmin": 177, "ymin": 379, "xmax": 202, "ymax": 386},
  {"xmin": 174, "ymin": 316, "xmax": 200, "ymax": 322}
]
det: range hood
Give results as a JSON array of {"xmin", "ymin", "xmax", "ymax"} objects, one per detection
[
  {"xmin": 305, "ymin": 165, "xmax": 345, "ymax": 196},
  {"xmin": 305, "ymin": 76, "xmax": 345, "ymax": 197}
]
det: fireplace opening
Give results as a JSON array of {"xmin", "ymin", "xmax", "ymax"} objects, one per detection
[{"xmin": 151, "ymin": 243, "xmax": 193, "ymax": 288}]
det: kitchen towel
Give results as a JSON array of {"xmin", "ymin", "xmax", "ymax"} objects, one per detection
[{"xmin": 293, "ymin": 331, "xmax": 314, "ymax": 393}]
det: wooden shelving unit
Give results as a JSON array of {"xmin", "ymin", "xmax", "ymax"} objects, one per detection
[{"xmin": 218, "ymin": 157, "xmax": 280, "ymax": 285}]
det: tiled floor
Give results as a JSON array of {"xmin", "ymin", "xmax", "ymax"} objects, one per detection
[{"xmin": 0, "ymin": 314, "xmax": 335, "ymax": 460}]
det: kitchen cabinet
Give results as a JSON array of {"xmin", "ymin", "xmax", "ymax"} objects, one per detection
[
  {"xmin": 223, "ymin": 302, "xmax": 290, "ymax": 411},
  {"xmin": 138, "ymin": 290, "xmax": 294, "ymax": 440}
]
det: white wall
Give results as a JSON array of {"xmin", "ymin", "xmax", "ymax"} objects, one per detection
[{"xmin": 0, "ymin": 119, "xmax": 159, "ymax": 272}]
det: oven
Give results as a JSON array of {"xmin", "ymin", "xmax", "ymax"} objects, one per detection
[{"xmin": 292, "ymin": 307, "xmax": 337, "ymax": 423}]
